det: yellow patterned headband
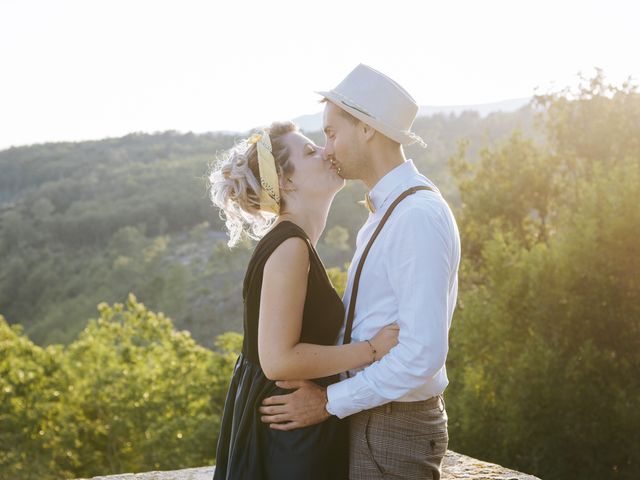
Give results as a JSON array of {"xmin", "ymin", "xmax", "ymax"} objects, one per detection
[{"xmin": 247, "ymin": 131, "xmax": 280, "ymax": 215}]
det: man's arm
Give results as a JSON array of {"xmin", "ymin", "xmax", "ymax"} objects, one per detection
[{"xmin": 326, "ymin": 205, "xmax": 452, "ymax": 418}]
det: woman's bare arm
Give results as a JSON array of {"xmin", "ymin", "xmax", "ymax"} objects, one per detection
[{"xmin": 257, "ymin": 236, "xmax": 379, "ymax": 381}]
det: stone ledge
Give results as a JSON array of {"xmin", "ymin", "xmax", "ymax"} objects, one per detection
[{"xmin": 80, "ymin": 450, "xmax": 541, "ymax": 479}]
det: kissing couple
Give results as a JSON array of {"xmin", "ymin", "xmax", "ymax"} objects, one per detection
[{"xmin": 208, "ymin": 64, "xmax": 461, "ymax": 479}]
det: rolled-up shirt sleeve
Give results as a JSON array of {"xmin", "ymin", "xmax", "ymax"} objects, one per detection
[{"xmin": 326, "ymin": 206, "xmax": 452, "ymax": 419}]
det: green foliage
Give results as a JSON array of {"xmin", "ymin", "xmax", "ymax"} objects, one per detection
[
  {"xmin": 449, "ymin": 131, "xmax": 558, "ymax": 265},
  {"xmin": 446, "ymin": 71, "xmax": 640, "ymax": 479},
  {"xmin": 0, "ymin": 316, "xmax": 67, "ymax": 478},
  {"xmin": 326, "ymin": 264, "xmax": 349, "ymax": 298},
  {"xmin": 323, "ymin": 225, "xmax": 350, "ymax": 251},
  {"xmin": 0, "ymin": 296, "xmax": 242, "ymax": 479},
  {"xmin": 533, "ymin": 68, "xmax": 640, "ymax": 169}
]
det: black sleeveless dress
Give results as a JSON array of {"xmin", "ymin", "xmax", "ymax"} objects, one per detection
[{"xmin": 213, "ymin": 220, "xmax": 349, "ymax": 480}]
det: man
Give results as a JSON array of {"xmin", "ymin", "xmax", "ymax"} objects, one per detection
[{"xmin": 259, "ymin": 64, "xmax": 461, "ymax": 479}]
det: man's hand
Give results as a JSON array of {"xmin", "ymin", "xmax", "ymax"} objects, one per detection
[{"xmin": 259, "ymin": 380, "xmax": 331, "ymax": 431}]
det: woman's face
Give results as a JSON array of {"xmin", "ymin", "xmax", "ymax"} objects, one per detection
[{"xmin": 281, "ymin": 131, "xmax": 345, "ymax": 201}]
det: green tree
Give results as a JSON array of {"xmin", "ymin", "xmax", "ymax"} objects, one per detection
[
  {"xmin": 0, "ymin": 316, "xmax": 68, "ymax": 478},
  {"xmin": 0, "ymin": 296, "xmax": 242, "ymax": 479},
  {"xmin": 326, "ymin": 264, "xmax": 349, "ymax": 298},
  {"xmin": 323, "ymin": 225, "xmax": 350, "ymax": 251},
  {"xmin": 446, "ymin": 71, "xmax": 640, "ymax": 480}
]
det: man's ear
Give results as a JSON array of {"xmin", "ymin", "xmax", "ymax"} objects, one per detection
[{"xmin": 360, "ymin": 121, "xmax": 376, "ymax": 143}]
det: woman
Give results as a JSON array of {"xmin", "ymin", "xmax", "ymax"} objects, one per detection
[{"xmin": 207, "ymin": 121, "xmax": 399, "ymax": 479}]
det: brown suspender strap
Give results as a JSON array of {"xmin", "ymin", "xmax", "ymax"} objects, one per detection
[{"xmin": 342, "ymin": 185, "xmax": 435, "ymax": 347}]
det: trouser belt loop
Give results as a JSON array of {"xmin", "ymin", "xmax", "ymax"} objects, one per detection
[{"xmin": 384, "ymin": 402, "xmax": 392, "ymax": 414}]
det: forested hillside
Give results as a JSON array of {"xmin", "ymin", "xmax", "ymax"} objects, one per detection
[{"xmin": 0, "ymin": 107, "xmax": 534, "ymax": 347}]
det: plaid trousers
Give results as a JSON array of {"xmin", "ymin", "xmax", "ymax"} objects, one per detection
[{"xmin": 349, "ymin": 394, "xmax": 448, "ymax": 479}]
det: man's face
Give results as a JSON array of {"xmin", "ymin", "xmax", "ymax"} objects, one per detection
[{"xmin": 322, "ymin": 101, "xmax": 365, "ymax": 180}]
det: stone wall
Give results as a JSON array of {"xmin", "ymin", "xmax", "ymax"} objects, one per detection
[{"xmin": 80, "ymin": 450, "xmax": 541, "ymax": 479}]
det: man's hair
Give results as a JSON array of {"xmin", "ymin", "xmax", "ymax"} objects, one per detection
[{"xmin": 319, "ymin": 98, "xmax": 360, "ymax": 126}]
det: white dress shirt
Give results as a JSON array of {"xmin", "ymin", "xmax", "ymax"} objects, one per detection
[{"xmin": 326, "ymin": 159, "xmax": 461, "ymax": 419}]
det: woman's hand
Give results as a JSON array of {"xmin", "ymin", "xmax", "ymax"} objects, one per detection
[{"xmin": 369, "ymin": 322, "xmax": 400, "ymax": 361}]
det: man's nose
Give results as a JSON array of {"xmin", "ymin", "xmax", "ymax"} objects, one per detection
[
  {"xmin": 323, "ymin": 140, "xmax": 333, "ymax": 153},
  {"xmin": 324, "ymin": 145, "xmax": 334, "ymax": 159}
]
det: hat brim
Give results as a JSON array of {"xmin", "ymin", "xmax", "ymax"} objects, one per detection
[{"xmin": 315, "ymin": 90, "xmax": 427, "ymax": 148}]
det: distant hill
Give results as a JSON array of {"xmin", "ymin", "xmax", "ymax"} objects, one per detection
[
  {"xmin": 0, "ymin": 105, "xmax": 538, "ymax": 348},
  {"xmin": 293, "ymin": 97, "xmax": 531, "ymax": 132}
]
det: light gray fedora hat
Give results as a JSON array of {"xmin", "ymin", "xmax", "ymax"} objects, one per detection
[{"xmin": 315, "ymin": 63, "xmax": 427, "ymax": 148}]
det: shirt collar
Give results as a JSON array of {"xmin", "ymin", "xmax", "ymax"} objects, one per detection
[{"xmin": 368, "ymin": 159, "xmax": 420, "ymax": 211}]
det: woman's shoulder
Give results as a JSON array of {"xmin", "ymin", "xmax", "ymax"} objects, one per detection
[
  {"xmin": 266, "ymin": 235, "xmax": 310, "ymax": 268},
  {"xmin": 256, "ymin": 221, "xmax": 310, "ymax": 252},
  {"xmin": 262, "ymin": 222, "xmax": 311, "ymax": 266},
  {"xmin": 259, "ymin": 236, "xmax": 311, "ymax": 301},
  {"xmin": 243, "ymin": 222, "xmax": 312, "ymax": 299},
  {"xmin": 246, "ymin": 221, "xmax": 311, "ymax": 272}
]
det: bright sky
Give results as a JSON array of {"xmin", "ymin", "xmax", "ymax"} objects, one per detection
[{"xmin": 1, "ymin": 0, "xmax": 638, "ymax": 150}]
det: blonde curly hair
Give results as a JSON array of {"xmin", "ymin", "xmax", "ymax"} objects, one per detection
[{"xmin": 207, "ymin": 121, "xmax": 298, "ymax": 247}]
